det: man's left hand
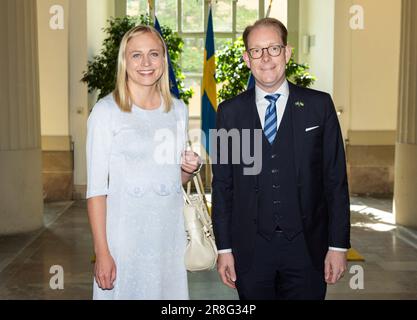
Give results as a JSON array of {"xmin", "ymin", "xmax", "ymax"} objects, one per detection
[{"xmin": 324, "ymin": 250, "xmax": 347, "ymax": 284}]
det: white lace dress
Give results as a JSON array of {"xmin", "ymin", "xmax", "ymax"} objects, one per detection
[{"xmin": 86, "ymin": 94, "xmax": 189, "ymax": 300}]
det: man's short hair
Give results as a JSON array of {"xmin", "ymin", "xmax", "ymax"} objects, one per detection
[{"xmin": 243, "ymin": 17, "xmax": 288, "ymax": 49}]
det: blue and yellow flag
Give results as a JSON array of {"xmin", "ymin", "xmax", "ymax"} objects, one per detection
[
  {"xmin": 154, "ymin": 16, "xmax": 180, "ymax": 98},
  {"xmin": 201, "ymin": 6, "xmax": 217, "ymax": 156}
]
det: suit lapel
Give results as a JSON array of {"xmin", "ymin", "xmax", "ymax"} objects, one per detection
[
  {"xmin": 287, "ymin": 83, "xmax": 306, "ymax": 183},
  {"xmin": 244, "ymin": 88, "xmax": 262, "ymax": 193},
  {"xmin": 246, "ymin": 88, "xmax": 261, "ymax": 131}
]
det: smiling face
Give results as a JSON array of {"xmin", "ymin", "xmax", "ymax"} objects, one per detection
[
  {"xmin": 125, "ymin": 31, "xmax": 165, "ymax": 89},
  {"xmin": 243, "ymin": 25, "xmax": 292, "ymax": 93}
]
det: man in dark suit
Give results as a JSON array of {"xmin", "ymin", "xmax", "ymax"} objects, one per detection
[{"xmin": 211, "ymin": 17, "xmax": 350, "ymax": 300}]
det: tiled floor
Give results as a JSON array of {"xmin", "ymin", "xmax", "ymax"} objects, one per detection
[{"xmin": 0, "ymin": 197, "xmax": 416, "ymax": 300}]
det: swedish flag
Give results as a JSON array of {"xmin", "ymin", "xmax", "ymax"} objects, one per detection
[
  {"xmin": 154, "ymin": 16, "xmax": 180, "ymax": 98},
  {"xmin": 201, "ymin": 7, "xmax": 217, "ymax": 156}
]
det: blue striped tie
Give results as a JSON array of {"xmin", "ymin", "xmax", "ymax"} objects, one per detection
[{"xmin": 264, "ymin": 94, "xmax": 280, "ymax": 144}]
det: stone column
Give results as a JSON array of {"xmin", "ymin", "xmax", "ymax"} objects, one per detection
[
  {"xmin": 0, "ymin": 0, "xmax": 43, "ymax": 234},
  {"xmin": 394, "ymin": 0, "xmax": 417, "ymax": 228},
  {"xmin": 70, "ymin": 0, "xmax": 88, "ymax": 199}
]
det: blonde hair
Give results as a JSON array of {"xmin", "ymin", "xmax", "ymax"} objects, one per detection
[{"xmin": 113, "ymin": 25, "xmax": 173, "ymax": 113}]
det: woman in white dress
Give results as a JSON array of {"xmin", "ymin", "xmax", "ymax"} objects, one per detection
[{"xmin": 86, "ymin": 25, "xmax": 201, "ymax": 300}]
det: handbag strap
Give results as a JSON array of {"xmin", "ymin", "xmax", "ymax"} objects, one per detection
[
  {"xmin": 186, "ymin": 180, "xmax": 192, "ymax": 195},
  {"xmin": 182, "ymin": 173, "xmax": 204, "ymax": 203},
  {"xmin": 195, "ymin": 172, "xmax": 209, "ymax": 206},
  {"xmin": 193, "ymin": 175, "xmax": 205, "ymax": 202},
  {"xmin": 182, "ymin": 187, "xmax": 193, "ymax": 205}
]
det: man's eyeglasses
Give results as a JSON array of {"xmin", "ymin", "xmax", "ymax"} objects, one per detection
[{"xmin": 248, "ymin": 45, "xmax": 286, "ymax": 59}]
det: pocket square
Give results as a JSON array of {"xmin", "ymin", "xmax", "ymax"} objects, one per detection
[{"xmin": 305, "ymin": 126, "xmax": 320, "ymax": 132}]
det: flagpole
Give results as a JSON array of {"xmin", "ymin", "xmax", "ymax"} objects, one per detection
[
  {"xmin": 201, "ymin": 1, "xmax": 216, "ymax": 194},
  {"xmin": 266, "ymin": 0, "xmax": 273, "ymax": 18},
  {"xmin": 204, "ymin": 0, "xmax": 211, "ymax": 194},
  {"xmin": 147, "ymin": 0, "xmax": 155, "ymax": 23},
  {"xmin": 205, "ymin": 0, "xmax": 212, "ymax": 34}
]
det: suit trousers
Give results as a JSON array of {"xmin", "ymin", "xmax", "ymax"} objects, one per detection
[{"xmin": 236, "ymin": 231, "xmax": 327, "ymax": 300}]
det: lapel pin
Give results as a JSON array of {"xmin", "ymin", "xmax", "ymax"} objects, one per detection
[{"xmin": 295, "ymin": 101, "xmax": 305, "ymax": 108}]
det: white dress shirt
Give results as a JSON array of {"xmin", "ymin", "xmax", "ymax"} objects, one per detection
[
  {"xmin": 217, "ymin": 80, "xmax": 347, "ymax": 254},
  {"xmin": 255, "ymin": 80, "xmax": 289, "ymax": 131}
]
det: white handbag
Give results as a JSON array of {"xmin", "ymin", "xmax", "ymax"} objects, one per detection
[{"xmin": 183, "ymin": 173, "xmax": 218, "ymax": 272}]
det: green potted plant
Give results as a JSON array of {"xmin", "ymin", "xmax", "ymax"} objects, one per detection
[
  {"xmin": 215, "ymin": 37, "xmax": 316, "ymax": 103},
  {"xmin": 82, "ymin": 15, "xmax": 193, "ymax": 104}
]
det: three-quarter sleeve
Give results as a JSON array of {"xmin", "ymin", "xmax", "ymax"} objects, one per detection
[{"xmin": 86, "ymin": 101, "xmax": 113, "ymax": 199}]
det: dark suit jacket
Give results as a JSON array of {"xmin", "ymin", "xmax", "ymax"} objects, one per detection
[{"xmin": 212, "ymin": 82, "xmax": 351, "ymax": 273}]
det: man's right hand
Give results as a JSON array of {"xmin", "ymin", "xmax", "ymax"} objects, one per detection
[
  {"xmin": 94, "ymin": 251, "xmax": 117, "ymax": 290},
  {"xmin": 217, "ymin": 253, "xmax": 237, "ymax": 289}
]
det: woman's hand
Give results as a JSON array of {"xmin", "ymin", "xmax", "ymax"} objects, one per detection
[
  {"xmin": 181, "ymin": 151, "xmax": 201, "ymax": 175},
  {"xmin": 94, "ymin": 251, "xmax": 117, "ymax": 290}
]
